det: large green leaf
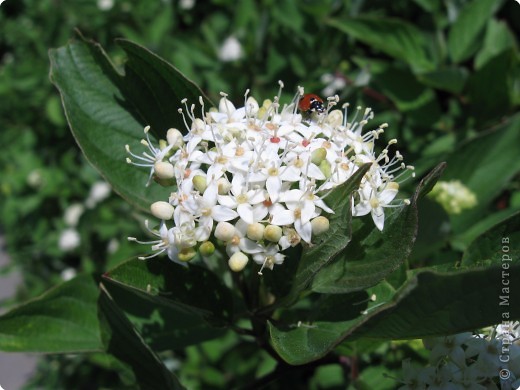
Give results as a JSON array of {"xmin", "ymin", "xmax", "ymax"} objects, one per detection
[
  {"xmin": 49, "ymin": 34, "xmax": 212, "ymax": 211},
  {"xmin": 102, "ymin": 258, "xmax": 233, "ymax": 326},
  {"xmin": 261, "ymin": 164, "xmax": 371, "ymax": 311},
  {"xmin": 474, "ymin": 19, "xmax": 518, "ymax": 70},
  {"xmin": 417, "ymin": 67, "xmax": 468, "ymax": 94},
  {"xmin": 0, "ymin": 275, "xmax": 102, "ymax": 353},
  {"xmin": 443, "ymin": 113, "xmax": 520, "ymax": 235},
  {"xmin": 98, "ymin": 284, "xmax": 183, "ymax": 390},
  {"xmin": 105, "ymin": 280, "xmax": 226, "ymax": 351},
  {"xmin": 467, "ymin": 50, "xmax": 515, "ymax": 124},
  {"xmin": 269, "ymin": 214, "xmax": 520, "ymax": 365},
  {"xmin": 447, "ymin": 0, "xmax": 498, "ymax": 63},
  {"xmin": 311, "ymin": 163, "xmax": 446, "ymax": 293},
  {"xmin": 328, "ymin": 17, "xmax": 433, "ymax": 72}
]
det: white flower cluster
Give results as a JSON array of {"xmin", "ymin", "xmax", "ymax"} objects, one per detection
[
  {"xmin": 127, "ymin": 83, "xmax": 413, "ymax": 273},
  {"xmin": 398, "ymin": 324, "xmax": 520, "ymax": 389}
]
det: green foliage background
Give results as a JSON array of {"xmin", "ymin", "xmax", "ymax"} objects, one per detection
[{"xmin": 0, "ymin": 0, "xmax": 519, "ymax": 388}]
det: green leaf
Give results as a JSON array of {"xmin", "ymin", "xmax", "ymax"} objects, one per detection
[
  {"xmin": 98, "ymin": 284, "xmax": 183, "ymax": 390},
  {"xmin": 264, "ymin": 164, "xmax": 371, "ymax": 310},
  {"xmin": 311, "ymin": 163, "xmax": 446, "ymax": 294},
  {"xmin": 105, "ymin": 280, "xmax": 226, "ymax": 351},
  {"xmin": 475, "ymin": 19, "xmax": 518, "ymax": 70},
  {"xmin": 443, "ymin": 113, "xmax": 520, "ymax": 234},
  {"xmin": 467, "ymin": 50, "xmax": 515, "ymax": 123},
  {"xmin": 462, "ymin": 212, "xmax": 520, "ymax": 267},
  {"xmin": 328, "ymin": 17, "xmax": 433, "ymax": 72},
  {"xmin": 417, "ymin": 67, "xmax": 468, "ymax": 94},
  {"xmin": 102, "ymin": 258, "xmax": 233, "ymax": 325},
  {"xmin": 49, "ymin": 34, "xmax": 212, "ymax": 211},
  {"xmin": 447, "ymin": 0, "xmax": 498, "ymax": 63},
  {"xmin": 269, "ymin": 215, "xmax": 519, "ymax": 364},
  {"xmin": 0, "ymin": 275, "xmax": 102, "ymax": 353}
]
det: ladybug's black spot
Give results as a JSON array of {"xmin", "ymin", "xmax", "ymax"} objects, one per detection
[{"xmin": 309, "ymin": 98, "xmax": 325, "ymax": 113}]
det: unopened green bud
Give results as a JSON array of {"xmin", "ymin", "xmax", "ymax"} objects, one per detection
[
  {"xmin": 311, "ymin": 216, "xmax": 330, "ymax": 236},
  {"xmin": 247, "ymin": 223, "xmax": 265, "ymax": 241},
  {"xmin": 178, "ymin": 247, "xmax": 196, "ymax": 262},
  {"xmin": 228, "ymin": 252, "xmax": 249, "ymax": 272},
  {"xmin": 311, "ymin": 148, "xmax": 327, "ymax": 165},
  {"xmin": 199, "ymin": 241, "xmax": 215, "ymax": 257},
  {"xmin": 319, "ymin": 159, "xmax": 332, "ymax": 178},
  {"xmin": 193, "ymin": 175, "xmax": 208, "ymax": 193},
  {"xmin": 264, "ymin": 225, "xmax": 282, "ymax": 242},
  {"xmin": 150, "ymin": 201, "xmax": 174, "ymax": 220}
]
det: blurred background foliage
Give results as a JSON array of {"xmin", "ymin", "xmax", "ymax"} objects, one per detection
[{"xmin": 1, "ymin": 0, "xmax": 519, "ymax": 388}]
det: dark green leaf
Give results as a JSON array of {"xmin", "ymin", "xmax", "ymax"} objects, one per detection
[
  {"xmin": 0, "ymin": 275, "xmax": 102, "ymax": 353},
  {"xmin": 475, "ymin": 19, "xmax": 517, "ymax": 70},
  {"xmin": 104, "ymin": 274, "xmax": 226, "ymax": 351},
  {"xmin": 328, "ymin": 17, "xmax": 433, "ymax": 72},
  {"xmin": 462, "ymin": 212, "xmax": 520, "ymax": 267},
  {"xmin": 443, "ymin": 114, "xmax": 520, "ymax": 234},
  {"xmin": 102, "ymin": 258, "xmax": 233, "ymax": 325},
  {"xmin": 447, "ymin": 0, "xmax": 498, "ymax": 63},
  {"xmin": 417, "ymin": 67, "xmax": 468, "ymax": 94},
  {"xmin": 467, "ymin": 50, "xmax": 515, "ymax": 123},
  {"xmin": 98, "ymin": 284, "xmax": 183, "ymax": 390},
  {"xmin": 264, "ymin": 164, "xmax": 371, "ymax": 310},
  {"xmin": 270, "ymin": 218, "xmax": 519, "ymax": 364},
  {"xmin": 49, "ymin": 34, "xmax": 212, "ymax": 211},
  {"xmin": 311, "ymin": 163, "xmax": 446, "ymax": 294}
]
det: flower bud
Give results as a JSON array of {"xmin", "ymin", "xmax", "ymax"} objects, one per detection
[
  {"xmin": 191, "ymin": 118, "xmax": 206, "ymax": 134},
  {"xmin": 228, "ymin": 252, "xmax": 248, "ymax": 272},
  {"xmin": 178, "ymin": 247, "xmax": 196, "ymax": 262},
  {"xmin": 167, "ymin": 128, "xmax": 184, "ymax": 148},
  {"xmin": 215, "ymin": 221, "xmax": 235, "ymax": 241},
  {"xmin": 264, "ymin": 225, "xmax": 282, "ymax": 242},
  {"xmin": 311, "ymin": 147, "xmax": 327, "ymax": 165},
  {"xmin": 192, "ymin": 175, "xmax": 208, "ymax": 193},
  {"xmin": 154, "ymin": 161, "xmax": 175, "ymax": 179},
  {"xmin": 245, "ymin": 96, "xmax": 259, "ymax": 116},
  {"xmin": 247, "ymin": 222, "xmax": 265, "ymax": 241},
  {"xmin": 326, "ymin": 109, "xmax": 343, "ymax": 127},
  {"xmin": 217, "ymin": 177, "xmax": 231, "ymax": 194},
  {"xmin": 150, "ymin": 201, "xmax": 174, "ymax": 220},
  {"xmin": 319, "ymin": 159, "xmax": 332, "ymax": 178},
  {"xmin": 311, "ymin": 216, "xmax": 330, "ymax": 236},
  {"xmin": 199, "ymin": 241, "xmax": 215, "ymax": 257}
]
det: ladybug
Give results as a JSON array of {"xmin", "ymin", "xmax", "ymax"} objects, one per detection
[{"xmin": 298, "ymin": 93, "xmax": 325, "ymax": 114}]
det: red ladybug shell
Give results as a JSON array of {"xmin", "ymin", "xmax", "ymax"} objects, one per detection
[{"xmin": 298, "ymin": 93, "xmax": 325, "ymax": 113}]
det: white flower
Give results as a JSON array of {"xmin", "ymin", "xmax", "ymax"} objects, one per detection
[
  {"xmin": 128, "ymin": 83, "xmax": 413, "ymax": 272},
  {"xmin": 63, "ymin": 203, "xmax": 85, "ymax": 227},
  {"xmin": 86, "ymin": 181, "xmax": 111, "ymax": 208},
  {"xmin": 59, "ymin": 228, "xmax": 81, "ymax": 252},
  {"xmin": 218, "ymin": 36, "xmax": 243, "ymax": 62},
  {"xmin": 97, "ymin": 0, "xmax": 114, "ymax": 11}
]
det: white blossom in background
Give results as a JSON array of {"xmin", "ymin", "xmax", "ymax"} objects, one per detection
[
  {"xmin": 397, "ymin": 326, "xmax": 520, "ymax": 390},
  {"xmin": 428, "ymin": 179, "xmax": 477, "ymax": 214},
  {"xmin": 179, "ymin": 0, "xmax": 195, "ymax": 10},
  {"xmin": 58, "ymin": 228, "xmax": 81, "ymax": 252},
  {"xmin": 97, "ymin": 0, "xmax": 114, "ymax": 11},
  {"xmin": 85, "ymin": 181, "xmax": 111, "ymax": 208},
  {"xmin": 321, "ymin": 73, "xmax": 347, "ymax": 97},
  {"xmin": 60, "ymin": 267, "xmax": 77, "ymax": 281},
  {"xmin": 126, "ymin": 83, "xmax": 414, "ymax": 273},
  {"xmin": 63, "ymin": 203, "xmax": 85, "ymax": 227},
  {"xmin": 26, "ymin": 169, "xmax": 43, "ymax": 188},
  {"xmin": 218, "ymin": 36, "xmax": 243, "ymax": 62}
]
